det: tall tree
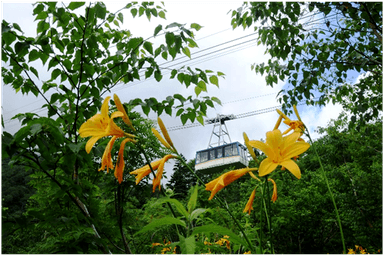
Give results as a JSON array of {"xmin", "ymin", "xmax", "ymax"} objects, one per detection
[
  {"xmin": 231, "ymin": 2, "xmax": 382, "ymax": 128},
  {"xmin": 2, "ymin": 2, "xmax": 223, "ymax": 253},
  {"xmin": 166, "ymin": 156, "xmax": 198, "ymax": 200}
]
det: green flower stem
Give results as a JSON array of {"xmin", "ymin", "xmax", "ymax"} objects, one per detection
[
  {"xmin": 259, "ymin": 184, "xmax": 264, "ymax": 254},
  {"xmin": 176, "ymin": 154, "xmax": 256, "ymax": 252},
  {"xmin": 138, "ymin": 145, "xmax": 183, "ymax": 237},
  {"xmin": 263, "ymin": 178, "xmax": 275, "ymax": 254},
  {"xmin": 306, "ymin": 130, "xmax": 346, "ymax": 254}
]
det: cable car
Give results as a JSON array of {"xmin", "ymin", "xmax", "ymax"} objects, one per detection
[
  {"xmin": 195, "ymin": 142, "xmax": 249, "ymax": 174},
  {"xmin": 194, "ymin": 114, "xmax": 249, "ymax": 174}
]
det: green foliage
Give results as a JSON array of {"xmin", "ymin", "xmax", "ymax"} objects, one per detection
[
  {"xmin": 269, "ymin": 114, "xmax": 382, "ymax": 253},
  {"xmin": 166, "ymin": 157, "xmax": 200, "ymax": 200},
  {"xmin": 231, "ymin": 2, "xmax": 382, "ymax": 127},
  {"xmin": 2, "ymin": 2, "xmax": 382, "ymax": 254},
  {"xmin": 2, "ymin": 2, "xmax": 226, "ymax": 253}
]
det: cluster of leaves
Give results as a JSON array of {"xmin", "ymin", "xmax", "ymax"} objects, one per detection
[
  {"xmin": 230, "ymin": 2, "xmax": 382, "ymax": 128},
  {"xmin": 2, "ymin": 2, "xmax": 223, "ymax": 130},
  {"xmin": 1, "ymin": 2, "xmax": 227, "ymax": 253},
  {"xmin": 268, "ymin": 114, "xmax": 382, "ymax": 253}
]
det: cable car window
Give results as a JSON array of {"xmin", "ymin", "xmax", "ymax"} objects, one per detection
[
  {"xmin": 224, "ymin": 145, "xmax": 234, "ymax": 157},
  {"xmin": 232, "ymin": 144, "xmax": 238, "ymax": 155},
  {"xmin": 217, "ymin": 147, "xmax": 223, "ymax": 158},
  {"xmin": 196, "ymin": 152, "xmax": 201, "ymax": 164},
  {"xmin": 210, "ymin": 149, "xmax": 216, "ymax": 160},
  {"xmin": 200, "ymin": 151, "xmax": 208, "ymax": 163}
]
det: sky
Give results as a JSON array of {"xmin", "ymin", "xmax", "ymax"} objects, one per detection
[{"xmin": 1, "ymin": 2, "xmax": 347, "ymax": 168}]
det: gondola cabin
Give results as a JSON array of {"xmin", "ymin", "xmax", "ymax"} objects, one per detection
[{"xmin": 195, "ymin": 142, "xmax": 249, "ymax": 174}]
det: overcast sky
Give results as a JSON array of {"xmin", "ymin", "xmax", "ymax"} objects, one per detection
[{"xmin": 1, "ymin": 1, "xmax": 349, "ymax": 166}]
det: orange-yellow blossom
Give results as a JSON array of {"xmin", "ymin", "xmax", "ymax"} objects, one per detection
[
  {"xmin": 205, "ymin": 167, "xmax": 258, "ymax": 200},
  {"xmin": 79, "ymin": 96, "xmax": 135, "ymax": 153},
  {"xmin": 248, "ymin": 129, "xmax": 310, "ymax": 179},
  {"xmin": 130, "ymin": 154, "xmax": 176, "ymax": 192},
  {"xmin": 113, "ymin": 94, "xmax": 136, "ymax": 132},
  {"xmin": 99, "ymin": 136, "xmax": 118, "ymax": 173},
  {"xmin": 156, "ymin": 117, "xmax": 177, "ymax": 152},
  {"xmin": 243, "ymin": 132, "xmax": 258, "ymax": 163},
  {"xmin": 152, "ymin": 128, "xmax": 172, "ymax": 150},
  {"xmin": 275, "ymin": 105, "xmax": 305, "ymax": 135},
  {"xmin": 268, "ymin": 178, "xmax": 278, "ymax": 203},
  {"xmin": 243, "ymin": 188, "xmax": 256, "ymax": 215},
  {"xmin": 114, "ymin": 138, "xmax": 135, "ymax": 184}
]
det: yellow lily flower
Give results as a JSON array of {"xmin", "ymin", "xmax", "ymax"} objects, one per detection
[
  {"xmin": 113, "ymin": 94, "xmax": 136, "ymax": 132},
  {"xmin": 205, "ymin": 167, "xmax": 258, "ymax": 200},
  {"xmin": 154, "ymin": 117, "xmax": 177, "ymax": 153},
  {"xmin": 79, "ymin": 96, "xmax": 136, "ymax": 184},
  {"xmin": 114, "ymin": 137, "xmax": 135, "ymax": 184},
  {"xmin": 243, "ymin": 189, "xmax": 256, "ymax": 214},
  {"xmin": 79, "ymin": 96, "xmax": 135, "ymax": 153},
  {"xmin": 248, "ymin": 129, "xmax": 310, "ymax": 179},
  {"xmin": 275, "ymin": 105, "xmax": 305, "ymax": 135},
  {"xmin": 98, "ymin": 135, "xmax": 118, "ymax": 173},
  {"xmin": 130, "ymin": 154, "xmax": 176, "ymax": 192},
  {"xmin": 268, "ymin": 178, "xmax": 278, "ymax": 203},
  {"xmin": 243, "ymin": 132, "xmax": 258, "ymax": 163}
]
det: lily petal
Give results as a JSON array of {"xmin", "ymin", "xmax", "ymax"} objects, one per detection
[
  {"xmin": 113, "ymin": 94, "xmax": 136, "ymax": 131},
  {"xmin": 248, "ymin": 140, "xmax": 275, "ymax": 159},
  {"xmin": 282, "ymin": 141, "xmax": 310, "ymax": 160},
  {"xmin": 280, "ymin": 159, "xmax": 301, "ymax": 179},
  {"xmin": 101, "ymin": 96, "xmax": 111, "ymax": 117},
  {"xmin": 266, "ymin": 129, "xmax": 283, "ymax": 150},
  {"xmin": 85, "ymin": 135, "xmax": 103, "ymax": 153},
  {"xmin": 205, "ymin": 168, "xmax": 257, "ymax": 200},
  {"xmin": 243, "ymin": 189, "xmax": 256, "ymax": 214},
  {"xmin": 99, "ymin": 136, "xmax": 117, "ymax": 173},
  {"xmin": 258, "ymin": 158, "xmax": 278, "ymax": 177},
  {"xmin": 114, "ymin": 138, "xmax": 133, "ymax": 184}
]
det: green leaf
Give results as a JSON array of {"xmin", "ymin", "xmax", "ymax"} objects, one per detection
[
  {"xmin": 28, "ymin": 49, "xmax": 40, "ymax": 62},
  {"xmin": 154, "ymin": 24, "xmax": 162, "ymax": 36},
  {"xmin": 95, "ymin": 2, "xmax": 106, "ymax": 19},
  {"xmin": 159, "ymin": 10, "xmax": 166, "ymax": 19},
  {"xmin": 117, "ymin": 12, "xmax": 124, "ymax": 23},
  {"xmin": 51, "ymin": 68, "xmax": 61, "ymax": 81},
  {"xmin": 211, "ymin": 97, "xmax": 222, "ymax": 105},
  {"xmin": 180, "ymin": 113, "xmax": 189, "ymax": 125},
  {"xmin": 190, "ymin": 23, "xmax": 202, "ymax": 31},
  {"xmin": 134, "ymin": 217, "xmax": 186, "ymax": 236},
  {"xmin": 161, "ymin": 51, "xmax": 168, "ymax": 60},
  {"xmin": 30, "ymin": 66, "xmax": 39, "ymax": 78},
  {"xmin": 196, "ymin": 115, "xmax": 204, "ymax": 125},
  {"xmin": 182, "ymin": 47, "xmax": 191, "ymax": 58},
  {"xmin": 154, "ymin": 198, "xmax": 189, "ymax": 219},
  {"xmin": 131, "ymin": 8, "xmax": 137, "ymax": 18},
  {"xmin": 192, "ymin": 224, "xmax": 248, "ymax": 247},
  {"xmin": 143, "ymin": 41, "xmax": 153, "ymax": 54},
  {"xmin": 179, "ymin": 235, "xmax": 196, "ymax": 254},
  {"xmin": 67, "ymin": 2, "xmax": 85, "ymax": 10},
  {"xmin": 154, "ymin": 70, "xmax": 162, "ymax": 82},
  {"xmin": 190, "ymin": 208, "xmax": 208, "ymax": 221},
  {"xmin": 187, "ymin": 185, "xmax": 199, "ymax": 214},
  {"xmin": 68, "ymin": 142, "xmax": 84, "ymax": 154},
  {"xmin": 2, "ymin": 32, "xmax": 16, "ymax": 45},
  {"xmin": 30, "ymin": 123, "xmax": 42, "ymax": 136},
  {"xmin": 165, "ymin": 32, "xmax": 175, "ymax": 46},
  {"xmin": 142, "ymin": 105, "xmax": 150, "ymax": 116},
  {"xmin": 197, "ymin": 80, "xmax": 207, "ymax": 92},
  {"xmin": 209, "ymin": 75, "xmax": 219, "ymax": 87},
  {"xmin": 195, "ymin": 86, "xmax": 202, "ymax": 96},
  {"xmin": 165, "ymin": 22, "xmax": 182, "ymax": 29}
]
